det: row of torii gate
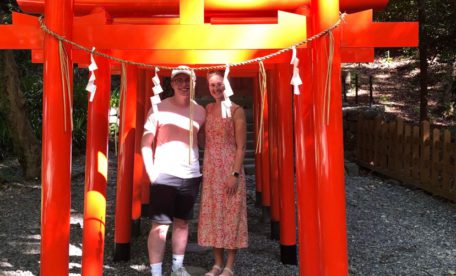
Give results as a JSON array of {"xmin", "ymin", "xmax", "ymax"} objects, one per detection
[{"xmin": 0, "ymin": 0, "xmax": 417, "ymax": 275}]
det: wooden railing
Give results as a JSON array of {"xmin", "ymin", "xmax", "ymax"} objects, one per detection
[{"xmin": 356, "ymin": 115, "xmax": 456, "ymax": 202}]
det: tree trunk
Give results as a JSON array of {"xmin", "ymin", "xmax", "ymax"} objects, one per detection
[
  {"xmin": 418, "ymin": 0, "xmax": 428, "ymax": 123},
  {"xmin": 0, "ymin": 50, "xmax": 41, "ymax": 179}
]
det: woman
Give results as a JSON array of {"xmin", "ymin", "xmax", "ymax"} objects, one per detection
[{"xmin": 198, "ymin": 70, "xmax": 248, "ymax": 276}]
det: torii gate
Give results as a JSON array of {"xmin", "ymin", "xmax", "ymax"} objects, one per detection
[{"xmin": 0, "ymin": 0, "xmax": 417, "ymax": 275}]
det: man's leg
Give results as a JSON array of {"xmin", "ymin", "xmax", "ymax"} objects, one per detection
[
  {"xmin": 148, "ymin": 222, "xmax": 170, "ymax": 275},
  {"xmin": 171, "ymin": 218, "xmax": 189, "ymax": 271}
]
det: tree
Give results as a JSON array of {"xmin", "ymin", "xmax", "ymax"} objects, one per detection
[
  {"xmin": 376, "ymin": 0, "xmax": 456, "ymax": 122},
  {"xmin": 418, "ymin": 0, "xmax": 428, "ymax": 122},
  {"xmin": 0, "ymin": 1, "xmax": 40, "ymax": 179}
]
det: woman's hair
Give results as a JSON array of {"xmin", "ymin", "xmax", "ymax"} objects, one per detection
[{"xmin": 206, "ymin": 70, "xmax": 224, "ymax": 80}]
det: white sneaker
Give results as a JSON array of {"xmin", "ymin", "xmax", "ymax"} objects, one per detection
[{"xmin": 170, "ymin": 266, "xmax": 191, "ymax": 276}]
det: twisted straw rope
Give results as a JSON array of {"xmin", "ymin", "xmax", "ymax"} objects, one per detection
[
  {"xmin": 38, "ymin": 13, "xmax": 346, "ymax": 71},
  {"xmin": 255, "ymin": 61, "xmax": 267, "ymax": 154},
  {"xmin": 189, "ymin": 71, "xmax": 195, "ymax": 164},
  {"xmin": 58, "ymin": 40, "xmax": 73, "ymax": 132}
]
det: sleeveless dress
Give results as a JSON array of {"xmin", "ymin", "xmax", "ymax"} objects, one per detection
[{"xmin": 198, "ymin": 103, "xmax": 248, "ymax": 249}]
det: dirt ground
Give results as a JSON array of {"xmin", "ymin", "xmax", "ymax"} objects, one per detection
[{"xmin": 343, "ymin": 57, "xmax": 455, "ymax": 127}]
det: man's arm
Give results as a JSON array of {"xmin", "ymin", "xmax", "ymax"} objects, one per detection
[
  {"xmin": 141, "ymin": 108, "xmax": 158, "ymax": 184},
  {"xmin": 141, "ymin": 131, "xmax": 157, "ymax": 184}
]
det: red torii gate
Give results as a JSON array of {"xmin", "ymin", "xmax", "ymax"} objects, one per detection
[{"xmin": 0, "ymin": 0, "xmax": 417, "ymax": 275}]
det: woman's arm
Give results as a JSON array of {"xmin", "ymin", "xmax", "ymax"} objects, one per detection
[
  {"xmin": 232, "ymin": 107, "xmax": 247, "ymax": 173},
  {"xmin": 225, "ymin": 106, "xmax": 247, "ymax": 196},
  {"xmin": 198, "ymin": 123, "xmax": 205, "ymax": 149},
  {"xmin": 198, "ymin": 103, "xmax": 210, "ymax": 149}
]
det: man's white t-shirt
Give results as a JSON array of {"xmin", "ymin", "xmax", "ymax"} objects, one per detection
[{"xmin": 143, "ymin": 97, "xmax": 205, "ymax": 179}]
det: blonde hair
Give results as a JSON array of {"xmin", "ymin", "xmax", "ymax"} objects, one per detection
[{"xmin": 206, "ymin": 70, "xmax": 224, "ymax": 80}]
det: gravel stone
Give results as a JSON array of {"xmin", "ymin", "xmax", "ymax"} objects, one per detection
[{"xmin": 0, "ymin": 155, "xmax": 454, "ymax": 275}]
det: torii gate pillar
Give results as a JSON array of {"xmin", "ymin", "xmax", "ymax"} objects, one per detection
[
  {"xmin": 295, "ymin": 0, "xmax": 348, "ymax": 275},
  {"xmin": 41, "ymin": 0, "xmax": 74, "ymax": 275}
]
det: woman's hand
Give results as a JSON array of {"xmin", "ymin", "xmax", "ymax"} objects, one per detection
[{"xmin": 225, "ymin": 175, "xmax": 239, "ymax": 196}]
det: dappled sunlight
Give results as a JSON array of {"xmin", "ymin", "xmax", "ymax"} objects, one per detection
[
  {"xmin": 375, "ymin": 73, "xmax": 390, "ymax": 79},
  {"xmin": 69, "ymin": 244, "xmax": 83, "ymax": 257},
  {"xmin": 97, "ymin": 151, "xmax": 108, "ymax": 182},
  {"xmin": 69, "ymin": 262, "xmax": 82, "ymax": 276},
  {"xmin": 343, "ymin": 58, "xmax": 456, "ymax": 126},
  {"xmin": 70, "ymin": 210, "xmax": 84, "ymax": 227},
  {"xmin": 0, "ymin": 261, "xmax": 13, "ymax": 268},
  {"xmin": 0, "ymin": 271, "xmax": 34, "ymax": 276},
  {"xmin": 129, "ymin": 264, "xmax": 150, "ymax": 272}
]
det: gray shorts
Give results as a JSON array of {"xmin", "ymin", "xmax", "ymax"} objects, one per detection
[{"xmin": 149, "ymin": 173, "xmax": 201, "ymax": 224}]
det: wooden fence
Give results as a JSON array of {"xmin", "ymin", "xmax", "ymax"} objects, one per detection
[{"xmin": 357, "ymin": 115, "xmax": 456, "ymax": 202}]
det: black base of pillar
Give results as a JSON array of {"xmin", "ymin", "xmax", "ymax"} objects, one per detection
[
  {"xmin": 261, "ymin": 206, "xmax": 270, "ymax": 223},
  {"xmin": 113, "ymin": 242, "xmax": 130, "ymax": 262},
  {"xmin": 131, "ymin": 219, "xmax": 141, "ymax": 238},
  {"xmin": 141, "ymin": 204, "xmax": 149, "ymax": 217},
  {"xmin": 255, "ymin": 192, "xmax": 262, "ymax": 207},
  {"xmin": 280, "ymin": 244, "xmax": 297, "ymax": 265},
  {"xmin": 271, "ymin": 220, "xmax": 280, "ymax": 240}
]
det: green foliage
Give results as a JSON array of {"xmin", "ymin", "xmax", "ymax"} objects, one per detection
[
  {"xmin": 384, "ymin": 50, "xmax": 393, "ymax": 63},
  {"xmin": 17, "ymin": 51, "xmax": 43, "ymax": 139},
  {"xmin": 13, "ymin": 51, "xmax": 90, "ymax": 155},
  {"xmin": 72, "ymin": 69, "xmax": 89, "ymax": 154},
  {"xmin": 110, "ymin": 87, "xmax": 120, "ymax": 107},
  {"xmin": 0, "ymin": 51, "xmax": 41, "ymax": 159},
  {"xmin": 0, "ymin": 0, "xmax": 20, "ymax": 24},
  {"xmin": 375, "ymin": 0, "xmax": 456, "ymax": 62},
  {"xmin": 379, "ymin": 94, "xmax": 389, "ymax": 103},
  {"xmin": 109, "ymin": 87, "xmax": 120, "ymax": 145},
  {"xmin": 441, "ymin": 102, "xmax": 455, "ymax": 119}
]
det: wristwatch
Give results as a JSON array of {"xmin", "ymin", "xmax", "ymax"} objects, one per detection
[{"xmin": 231, "ymin": 171, "xmax": 240, "ymax": 178}]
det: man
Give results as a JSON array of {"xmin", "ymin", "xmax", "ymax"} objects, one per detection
[{"xmin": 141, "ymin": 66, "xmax": 206, "ymax": 276}]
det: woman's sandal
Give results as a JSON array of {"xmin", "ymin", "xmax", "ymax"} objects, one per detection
[
  {"xmin": 221, "ymin": 267, "xmax": 234, "ymax": 276},
  {"xmin": 204, "ymin": 265, "xmax": 223, "ymax": 276}
]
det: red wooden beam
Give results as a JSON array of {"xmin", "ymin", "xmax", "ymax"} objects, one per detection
[
  {"xmin": 113, "ymin": 65, "xmax": 137, "ymax": 261},
  {"xmin": 17, "ymin": 0, "xmax": 390, "ymax": 17},
  {"xmin": 342, "ymin": 22, "xmax": 419, "ymax": 47},
  {"xmin": 40, "ymin": 0, "xmax": 73, "ymax": 274},
  {"xmin": 341, "ymin": 48, "xmax": 374, "ymax": 63},
  {"xmin": 82, "ymin": 50, "xmax": 111, "ymax": 276},
  {"xmin": 1, "ymin": 10, "xmax": 417, "ymax": 65},
  {"xmin": 310, "ymin": 0, "xmax": 348, "ymax": 274},
  {"xmin": 341, "ymin": 10, "xmax": 419, "ymax": 48}
]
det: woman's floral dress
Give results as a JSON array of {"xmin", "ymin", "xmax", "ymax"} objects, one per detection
[{"xmin": 198, "ymin": 103, "xmax": 248, "ymax": 249}]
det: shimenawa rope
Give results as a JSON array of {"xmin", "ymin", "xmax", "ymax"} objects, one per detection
[{"xmin": 38, "ymin": 13, "xmax": 346, "ymax": 71}]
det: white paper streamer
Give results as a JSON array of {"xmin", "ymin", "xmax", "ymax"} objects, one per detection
[
  {"xmin": 221, "ymin": 98, "xmax": 232, "ymax": 118},
  {"xmin": 151, "ymin": 95, "xmax": 161, "ymax": 105},
  {"xmin": 151, "ymin": 67, "xmax": 163, "ymax": 114},
  {"xmin": 222, "ymin": 65, "xmax": 234, "ymax": 118},
  {"xmin": 152, "ymin": 104, "xmax": 159, "ymax": 114},
  {"xmin": 86, "ymin": 47, "xmax": 98, "ymax": 102},
  {"xmin": 152, "ymin": 85, "xmax": 163, "ymax": 95},
  {"xmin": 290, "ymin": 46, "xmax": 302, "ymax": 95}
]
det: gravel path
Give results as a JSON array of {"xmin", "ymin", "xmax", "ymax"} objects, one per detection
[{"xmin": 0, "ymin": 157, "xmax": 455, "ymax": 275}]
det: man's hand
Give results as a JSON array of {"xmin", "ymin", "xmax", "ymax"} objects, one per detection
[{"xmin": 146, "ymin": 166, "xmax": 159, "ymax": 184}]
